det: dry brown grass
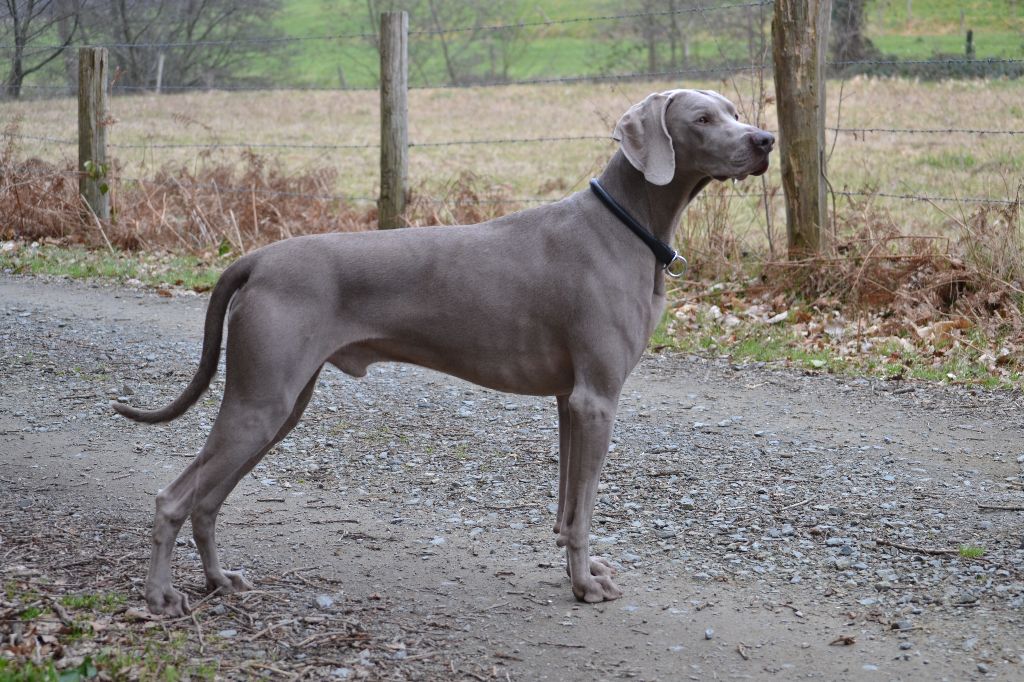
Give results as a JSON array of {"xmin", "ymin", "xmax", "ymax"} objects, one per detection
[
  {"xmin": 0, "ymin": 134, "xmax": 537, "ymax": 253},
  {"xmin": 2, "ymin": 76, "xmax": 1022, "ymax": 347},
  {"xmin": 760, "ymin": 191, "xmax": 1023, "ymax": 343},
  {"xmin": 0, "ymin": 135, "xmax": 376, "ymax": 252}
]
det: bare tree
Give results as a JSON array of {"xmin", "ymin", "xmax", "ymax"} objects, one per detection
[
  {"xmin": 597, "ymin": 0, "xmax": 699, "ymax": 75},
  {"xmin": 1, "ymin": 0, "xmax": 81, "ymax": 97},
  {"xmin": 356, "ymin": 0, "xmax": 529, "ymax": 86},
  {"xmin": 831, "ymin": 0, "xmax": 879, "ymax": 63},
  {"xmin": 76, "ymin": 0, "xmax": 281, "ymax": 89}
]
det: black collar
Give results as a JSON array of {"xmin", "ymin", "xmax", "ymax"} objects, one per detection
[{"xmin": 589, "ymin": 179, "xmax": 686, "ymax": 278}]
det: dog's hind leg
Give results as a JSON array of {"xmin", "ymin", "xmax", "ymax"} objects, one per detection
[
  {"xmin": 190, "ymin": 369, "xmax": 321, "ymax": 597},
  {"xmin": 146, "ymin": 317, "xmax": 325, "ymax": 619}
]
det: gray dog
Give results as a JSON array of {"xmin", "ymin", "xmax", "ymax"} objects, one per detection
[{"xmin": 115, "ymin": 89, "xmax": 773, "ymax": 616}]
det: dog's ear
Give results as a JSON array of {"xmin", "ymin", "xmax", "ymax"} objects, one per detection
[{"xmin": 612, "ymin": 91, "xmax": 678, "ymax": 186}]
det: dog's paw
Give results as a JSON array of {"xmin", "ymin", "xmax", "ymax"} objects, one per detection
[
  {"xmin": 588, "ymin": 556, "xmax": 617, "ymax": 578},
  {"xmin": 572, "ymin": 574, "xmax": 623, "ymax": 603},
  {"xmin": 565, "ymin": 556, "xmax": 618, "ymax": 578},
  {"xmin": 206, "ymin": 570, "xmax": 253, "ymax": 595},
  {"xmin": 147, "ymin": 586, "xmax": 190, "ymax": 617}
]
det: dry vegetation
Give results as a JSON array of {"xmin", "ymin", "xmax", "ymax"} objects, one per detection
[{"xmin": 1, "ymin": 76, "xmax": 1022, "ymax": 383}]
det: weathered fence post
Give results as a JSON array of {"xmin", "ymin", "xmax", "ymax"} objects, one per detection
[
  {"xmin": 772, "ymin": 0, "xmax": 830, "ymax": 258},
  {"xmin": 155, "ymin": 52, "xmax": 166, "ymax": 94},
  {"xmin": 78, "ymin": 47, "xmax": 110, "ymax": 222},
  {"xmin": 378, "ymin": 11, "xmax": 408, "ymax": 230}
]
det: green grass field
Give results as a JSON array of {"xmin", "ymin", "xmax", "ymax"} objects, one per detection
[
  {"xmin": 8, "ymin": 0, "xmax": 1021, "ymax": 91},
  {"xmin": 253, "ymin": 0, "xmax": 1022, "ymax": 88}
]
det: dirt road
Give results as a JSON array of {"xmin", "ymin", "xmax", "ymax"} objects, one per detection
[{"xmin": 2, "ymin": 274, "xmax": 1024, "ymax": 680}]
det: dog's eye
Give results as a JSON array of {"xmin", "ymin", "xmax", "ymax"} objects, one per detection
[
  {"xmin": 734, "ymin": 113, "xmax": 740, "ymax": 120},
  {"xmin": 697, "ymin": 116, "xmax": 709, "ymax": 124}
]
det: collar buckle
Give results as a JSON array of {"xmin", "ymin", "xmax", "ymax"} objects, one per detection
[{"xmin": 664, "ymin": 253, "xmax": 687, "ymax": 279}]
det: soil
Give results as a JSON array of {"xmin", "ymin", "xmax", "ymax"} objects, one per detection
[{"xmin": 2, "ymin": 273, "xmax": 1024, "ymax": 681}]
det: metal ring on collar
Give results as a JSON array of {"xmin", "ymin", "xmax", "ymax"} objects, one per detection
[{"xmin": 664, "ymin": 253, "xmax": 688, "ymax": 279}]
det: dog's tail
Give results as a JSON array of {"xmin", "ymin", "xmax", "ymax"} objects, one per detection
[{"xmin": 112, "ymin": 257, "xmax": 254, "ymax": 424}]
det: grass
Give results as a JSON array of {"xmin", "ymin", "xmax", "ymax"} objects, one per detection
[
  {"xmin": 3, "ymin": 75, "xmax": 1022, "ymax": 388},
  {"xmin": 0, "ymin": 582, "xmax": 216, "ymax": 682},
  {"xmin": 8, "ymin": 0, "xmax": 1022, "ymax": 91},
  {"xmin": 4, "ymin": 76, "xmax": 1022, "ymax": 227},
  {"xmin": 959, "ymin": 545, "xmax": 986, "ymax": 559},
  {"xmin": 250, "ymin": 0, "xmax": 1024, "ymax": 87},
  {"xmin": 663, "ymin": 289, "xmax": 1022, "ymax": 388},
  {"xmin": 0, "ymin": 244, "xmax": 224, "ymax": 291},
  {"xmin": 60, "ymin": 592, "xmax": 127, "ymax": 613}
]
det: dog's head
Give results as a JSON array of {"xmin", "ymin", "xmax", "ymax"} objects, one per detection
[{"xmin": 612, "ymin": 89, "xmax": 774, "ymax": 186}]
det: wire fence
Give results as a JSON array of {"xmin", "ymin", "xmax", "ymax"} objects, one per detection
[{"xmin": 2, "ymin": 0, "xmax": 1021, "ymax": 240}]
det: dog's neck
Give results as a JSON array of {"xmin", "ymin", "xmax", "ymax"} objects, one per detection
[{"xmin": 596, "ymin": 150, "xmax": 709, "ymax": 249}]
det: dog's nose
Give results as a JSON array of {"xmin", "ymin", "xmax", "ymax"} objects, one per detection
[{"xmin": 751, "ymin": 131, "xmax": 775, "ymax": 152}]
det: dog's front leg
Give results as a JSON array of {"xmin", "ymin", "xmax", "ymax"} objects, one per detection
[
  {"xmin": 555, "ymin": 389, "xmax": 623, "ymax": 602},
  {"xmin": 553, "ymin": 395, "xmax": 570, "ymax": 536}
]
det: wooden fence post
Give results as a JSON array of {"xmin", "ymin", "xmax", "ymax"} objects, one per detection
[
  {"xmin": 78, "ymin": 47, "xmax": 110, "ymax": 222},
  {"xmin": 771, "ymin": 0, "xmax": 830, "ymax": 258},
  {"xmin": 378, "ymin": 11, "xmax": 408, "ymax": 230}
]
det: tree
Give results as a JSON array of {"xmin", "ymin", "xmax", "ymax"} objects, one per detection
[
  {"xmin": 1, "ymin": 0, "xmax": 81, "ymax": 97},
  {"xmin": 830, "ymin": 0, "xmax": 879, "ymax": 63},
  {"xmin": 354, "ymin": 0, "xmax": 529, "ymax": 86},
  {"xmin": 76, "ymin": 0, "xmax": 281, "ymax": 89}
]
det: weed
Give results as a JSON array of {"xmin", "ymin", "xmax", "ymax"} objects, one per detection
[
  {"xmin": 60, "ymin": 592, "xmax": 127, "ymax": 613},
  {"xmin": 649, "ymin": 310, "xmax": 680, "ymax": 350},
  {"xmin": 921, "ymin": 152, "xmax": 977, "ymax": 170},
  {"xmin": 959, "ymin": 545, "xmax": 986, "ymax": 559}
]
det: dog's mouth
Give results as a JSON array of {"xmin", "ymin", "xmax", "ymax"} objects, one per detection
[{"xmin": 714, "ymin": 156, "xmax": 771, "ymax": 183}]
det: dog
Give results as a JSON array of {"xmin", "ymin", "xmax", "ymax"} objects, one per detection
[{"xmin": 114, "ymin": 88, "xmax": 773, "ymax": 615}]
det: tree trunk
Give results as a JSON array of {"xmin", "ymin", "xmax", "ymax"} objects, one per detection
[
  {"xmin": 772, "ymin": 0, "xmax": 831, "ymax": 258},
  {"xmin": 57, "ymin": 0, "xmax": 80, "ymax": 94}
]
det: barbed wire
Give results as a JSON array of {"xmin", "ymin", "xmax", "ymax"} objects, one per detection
[
  {"xmin": 1, "ymin": 131, "xmax": 611, "ymax": 150},
  {"xmin": 9, "ymin": 166, "xmax": 1016, "ymax": 208},
  {"xmin": 110, "ymin": 140, "xmax": 379, "ymax": 151},
  {"xmin": 2, "ymin": 31, "xmax": 377, "ymax": 53},
  {"xmin": 110, "ymin": 176, "xmax": 556, "ymax": 206},
  {"xmin": 410, "ymin": 1, "xmax": 774, "ymax": 36},
  {"xmin": 1, "ymin": 132, "xmax": 78, "ymax": 145},
  {"xmin": 412, "ymin": 134, "xmax": 610, "ymax": 147},
  {"xmin": 109, "ymin": 178, "xmax": 772, "ymax": 205},
  {"xmin": 2, "ymin": 166, "xmax": 771, "ymax": 206},
  {"xmin": 10, "ymin": 62, "xmax": 764, "ymax": 95},
  {"xmin": 12, "ymin": 83, "xmax": 377, "ymax": 94},
  {"xmin": 828, "ymin": 58, "xmax": 1024, "ymax": 67},
  {"xmin": 0, "ymin": 1, "xmax": 772, "ymax": 52},
  {"xmin": 830, "ymin": 127, "xmax": 1024, "ymax": 136},
  {"xmin": 417, "ymin": 63, "xmax": 765, "ymax": 89},
  {"xmin": 12, "ymin": 64, "xmax": 762, "ymax": 95},
  {"xmin": 837, "ymin": 190, "xmax": 1020, "ymax": 206}
]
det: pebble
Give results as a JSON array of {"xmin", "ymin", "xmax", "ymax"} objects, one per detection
[
  {"xmin": 315, "ymin": 594, "xmax": 334, "ymax": 610},
  {"xmin": 8, "ymin": 281, "xmax": 1024, "ymax": 678},
  {"xmin": 218, "ymin": 629, "xmax": 237, "ymax": 638},
  {"xmin": 704, "ymin": 628, "xmax": 714, "ymax": 640}
]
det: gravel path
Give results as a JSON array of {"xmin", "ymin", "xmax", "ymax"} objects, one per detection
[{"xmin": 2, "ymin": 273, "xmax": 1024, "ymax": 680}]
